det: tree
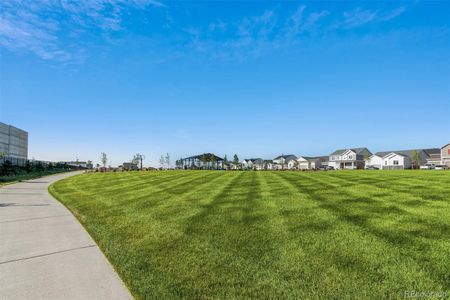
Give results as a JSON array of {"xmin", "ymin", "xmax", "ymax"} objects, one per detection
[
  {"xmin": 412, "ymin": 150, "xmax": 420, "ymax": 169},
  {"xmin": 24, "ymin": 160, "xmax": 33, "ymax": 172},
  {"xmin": 233, "ymin": 154, "xmax": 239, "ymax": 170},
  {"xmin": 165, "ymin": 153, "xmax": 170, "ymax": 169},
  {"xmin": 35, "ymin": 161, "xmax": 44, "ymax": 172},
  {"xmin": 200, "ymin": 154, "xmax": 208, "ymax": 170},
  {"xmin": 159, "ymin": 155, "xmax": 165, "ymax": 169},
  {"xmin": 280, "ymin": 156, "xmax": 286, "ymax": 170},
  {"xmin": 100, "ymin": 152, "xmax": 108, "ymax": 168},
  {"xmin": 133, "ymin": 153, "xmax": 145, "ymax": 170},
  {"xmin": 177, "ymin": 158, "xmax": 184, "ymax": 169},
  {"xmin": 223, "ymin": 155, "xmax": 228, "ymax": 169},
  {"xmin": 1, "ymin": 160, "xmax": 13, "ymax": 176},
  {"xmin": 209, "ymin": 154, "xmax": 217, "ymax": 170},
  {"xmin": 0, "ymin": 152, "xmax": 5, "ymax": 163}
]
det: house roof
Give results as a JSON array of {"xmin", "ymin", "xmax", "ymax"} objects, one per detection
[
  {"xmin": 298, "ymin": 156, "xmax": 328, "ymax": 162},
  {"xmin": 274, "ymin": 154, "xmax": 297, "ymax": 161},
  {"xmin": 243, "ymin": 158, "xmax": 262, "ymax": 163},
  {"xmin": 183, "ymin": 153, "xmax": 224, "ymax": 161},
  {"xmin": 423, "ymin": 148, "xmax": 441, "ymax": 156},
  {"xmin": 375, "ymin": 149, "xmax": 425, "ymax": 159},
  {"xmin": 330, "ymin": 148, "xmax": 370, "ymax": 156},
  {"xmin": 441, "ymin": 143, "xmax": 450, "ymax": 149}
]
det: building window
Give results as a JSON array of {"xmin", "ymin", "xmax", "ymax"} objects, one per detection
[
  {"xmin": 393, "ymin": 160, "xmax": 399, "ymax": 165},
  {"xmin": 448, "ymin": 149, "xmax": 450, "ymax": 155},
  {"xmin": 348, "ymin": 155, "xmax": 353, "ymax": 160},
  {"xmin": 385, "ymin": 161, "xmax": 387, "ymax": 165}
]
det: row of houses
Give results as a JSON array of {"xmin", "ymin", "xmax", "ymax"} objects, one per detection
[{"xmin": 178, "ymin": 143, "xmax": 450, "ymax": 170}]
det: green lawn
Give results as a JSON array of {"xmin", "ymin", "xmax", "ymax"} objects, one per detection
[{"xmin": 49, "ymin": 170, "xmax": 450, "ymax": 299}]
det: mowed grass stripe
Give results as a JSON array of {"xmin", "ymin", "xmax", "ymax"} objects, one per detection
[
  {"xmin": 50, "ymin": 170, "xmax": 450, "ymax": 299},
  {"xmin": 275, "ymin": 171, "xmax": 449, "ymax": 292}
]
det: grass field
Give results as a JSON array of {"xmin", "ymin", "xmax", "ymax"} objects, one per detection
[{"xmin": 49, "ymin": 170, "xmax": 450, "ymax": 299}]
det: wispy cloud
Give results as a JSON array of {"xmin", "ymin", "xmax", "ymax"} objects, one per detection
[
  {"xmin": 183, "ymin": 6, "xmax": 330, "ymax": 61},
  {"xmin": 284, "ymin": 6, "xmax": 329, "ymax": 37},
  {"xmin": 338, "ymin": 6, "xmax": 406, "ymax": 29},
  {"xmin": 0, "ymin": 0, "xmax": 165, "ymax": 62}
]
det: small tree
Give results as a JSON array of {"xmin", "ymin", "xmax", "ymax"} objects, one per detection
[
  {"xmin": 159, "ymin": 155, "xmax": 165, "ymax": 169},
  {"xmin": 1, "ymin": 160, "xmax": 13, "ymax": 176},
  {"xmin": 165, "ymin": 153, "xmax": 170, "ymax": 169},
  {"xmin": 233, "ymin": 154, "xmax": 239, "ymax": 170},
  {"xmin": 23, "ymin": 160, "xmax": 32, "ymax": 172},
  {"xmin": 209, "ymin": 154, "xmax": 217, "ymax": 170},
  {"xmin": 280, "ymin": 157, "xmax": 286, "ymax": 170},
  {"xmin": 35, "ymin": 161, "xmax": 44, "ymax": 172},
  {"xmin": 223, "ymin": 155, "xmax": 228, "ymax": 169},
  {"xmin": 412, "ymin": 150, "xmax": 420, "ymax": 169},
  {"xmin": 200, "ymin": 154, "xmax": 208, "ymax": 170},
  {"xmin": 100, "ymin": 152, "xmax": 108, "ymax": 168}
]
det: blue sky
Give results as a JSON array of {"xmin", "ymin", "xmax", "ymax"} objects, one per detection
[{"xmin": 1, "ymin": 0, "xmax": 449, "ymax": 167}]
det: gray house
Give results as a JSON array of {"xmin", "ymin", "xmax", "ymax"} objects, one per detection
[{"xmin": 328, "ymin": 147, "xmax": 372, "ymax": 169}]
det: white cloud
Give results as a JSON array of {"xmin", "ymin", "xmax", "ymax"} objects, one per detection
[
  {"xmin": 0, "ymin": 0, "xmax": 166, "ymax": 62},
  {"xmin": 285, "ymin": 5, "xmax": 329, "ymax": 36},
  {"xmin": 338, "ymin": 6, "xmax": 406, "ymax": 29}
]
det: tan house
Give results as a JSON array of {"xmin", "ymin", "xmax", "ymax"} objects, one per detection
[{"xmin": 441, "ymin": 143, "xmax": 450, "ymax": 167}]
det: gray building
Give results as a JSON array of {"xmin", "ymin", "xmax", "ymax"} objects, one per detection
[{"xmin": 0, "ymin": 122, "xmax": 28, "ymax": 166}]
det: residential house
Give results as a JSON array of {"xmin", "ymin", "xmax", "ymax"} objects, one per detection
[
  {"xmin": 252, "ymin": 158, "xmax": 265, "ymax": 170},
  {"xmin": 329, "ymin": 148, "xmax": 372, "ymax": 169},
  {"xmin": 365, "ymin": 154, "xmax": 384, "ymax": 169},
  {"xmin": 242, "ymin": 158, "xmax": 262, "ymax": 170},
  {"xmin": 441, "ymin": 143, "xmax": 450, "ymax": 167},
  {"xmin": 273, "ymin": 154, "xmax": 297, "ymax": 170},
  {"xmin": 262, "ymin": 160, "xmax": 274, "ymax": 170},
  {"xmin": 424, "ymin": 148, "xmax": 441, "ymax": 165},
  {"xmin": 296, "ymin": 156, "xmax": 328, "ymax": 170},
  {"xmin": 368, "ymin": 149, "xmax": 429, "ymax": 170}
]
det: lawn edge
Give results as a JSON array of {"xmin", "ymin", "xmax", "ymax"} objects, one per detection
[{"xmin": 48, "ymin": 174, "xmax": 137, "ymax": 300}]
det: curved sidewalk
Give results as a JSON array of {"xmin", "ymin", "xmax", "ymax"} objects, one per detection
[{"xmin": 0, "ymin": 172, "xmax": 132, "ymax": 300}]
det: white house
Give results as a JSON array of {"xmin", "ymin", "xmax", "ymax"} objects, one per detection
[
  {"xmin": 368, "ymin": 149, "xmax": 430, "ymax": 169},
  {"xmin": 296, "ymin": 156, "xmax": 328, "ymax": 170},
  {"xmin": 328, "ymin": 148, "xmax": 372, "ymax": 170},
  {"xmin": 273, "ymin": 154, "xmax": 297, "ymax": 170},
  {"xmin": 365, "ymin": 154, "xmax": 384, "ymax": 169},
  {"xmin": 242, "ymin": 158, "xmax": 261, "ymax": 170}
]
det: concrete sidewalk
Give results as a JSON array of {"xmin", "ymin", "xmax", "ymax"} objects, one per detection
[{"xmin": 0, "ymin": 172, "xmax": 132, "ymax": 300}]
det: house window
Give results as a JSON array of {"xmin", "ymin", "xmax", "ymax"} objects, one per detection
[
  {"xmin": 385, "ymin": 161, "xmax": 387, "ymax": 165},
  {"xmin": 348, "ymin": 155, "xmax": 353, "ymax": 160},
  {"xmin": 448, "ymin": 149, "xmax": 450, "ymax": 155},
  {"xmin": 393, "ymin": 160, "xmax": 399, "ymax": 165}
]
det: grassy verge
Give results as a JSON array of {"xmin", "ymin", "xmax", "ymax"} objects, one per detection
[{"xmin": 49, "ymin": 170, "xmax": 450, "ymax": 299}]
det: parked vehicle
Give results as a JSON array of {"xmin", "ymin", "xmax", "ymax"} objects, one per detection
[
  {"xmin": 435, "ymin": 165, "xmax": 449, "ymax": 170},
  {"xmin": 365, "ymin": 166, "xmax": 379, "ymax": 170},
  {"xmin": 420, "ymin": 164, "xmax": 435, "ymax": 170},
  {"xmin": 319, "ymin": 165, "xmax": 334, "ymax": 171}
]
